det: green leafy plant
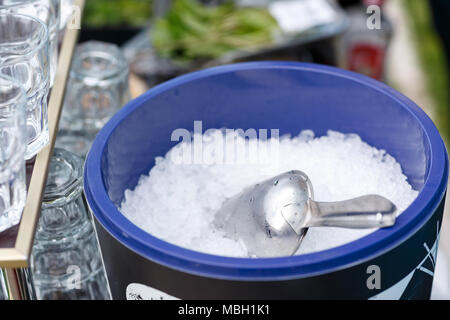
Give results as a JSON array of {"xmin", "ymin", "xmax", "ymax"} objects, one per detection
[
  {"xmin": 403, "ymin": 0, "xmax": 449, "ymax": 140},
  {"xmin": 83, "ymin": 0, "xmax": 153, "ymax": 28},
  {"xmin": 151, "ymin": 0, "xmax": 279, "ymax": 62}
]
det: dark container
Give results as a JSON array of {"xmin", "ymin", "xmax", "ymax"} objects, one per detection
[{"xmin": 79, "ymin": 28, "xmax": 141, "ymax": 46}]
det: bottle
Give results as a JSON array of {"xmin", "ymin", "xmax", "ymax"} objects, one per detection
[{"xmin": 339, "ymin": 0, "xmax": 392, "ymax": 80}]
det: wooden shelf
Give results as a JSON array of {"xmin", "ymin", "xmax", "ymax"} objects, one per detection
[{"xmin": 0, "ymin": 0, "xmax": 86, "ymax": 268}]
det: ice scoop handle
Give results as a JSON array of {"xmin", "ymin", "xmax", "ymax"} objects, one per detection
[{"xmin": 308, "ymin": 195, "xmax": 397, "ymax": 229}]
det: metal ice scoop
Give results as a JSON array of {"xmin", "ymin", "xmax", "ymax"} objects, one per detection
[{"xmin": 213, "ymin": 170, "xmax": 397, "ymax": 257}]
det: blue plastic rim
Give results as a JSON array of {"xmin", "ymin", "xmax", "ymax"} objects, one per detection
[{"xmin": 84, "ymin": 62, "xmax": 449, "ymax": 281}]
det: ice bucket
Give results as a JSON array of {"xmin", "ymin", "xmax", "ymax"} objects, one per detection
[{"xmin": 84, "ymin": 62, "xmax": 448, "ymax": 299}]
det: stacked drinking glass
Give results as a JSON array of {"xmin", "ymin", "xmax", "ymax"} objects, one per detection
[
  {"xmin": 0, "ymin": 0, "xmax": 58, "ymax": 233},
  {"xmin": 0, "ymin": 75, "xmax": 27, "ymax": 232},
  {"xmin": 31, "ymin": 148, "xmax": 110, "ymax": 300},
  {"xmin": 0, "ymin": 0, "xmax": 60, "ymax": 86},
  {"xmin": 58, "ymin": 41, "xmax": 130, "ymax": 158}
]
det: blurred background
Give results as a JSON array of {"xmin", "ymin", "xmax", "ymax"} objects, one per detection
[
  {"xmin": 77, "ymin": 0, "xmax": 449, "ymax": 142},
  {"xmin": 70, "ymin": 0, "xmax": 450, "ymax": 299}
]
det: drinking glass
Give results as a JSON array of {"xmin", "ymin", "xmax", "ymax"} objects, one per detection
[
  {"xmin": 31, "ymin": 148, "xmax": 111, "ymax": 300},
  {"xmin": 0, "ymin": 269, "xmax": 6, "ymax": 299},
  {"xmin": 0, "ymin": 13, "xmax": 50, "ymax": 159},
  {"xmin": 60, "ymin": 0, "xmax": 73, "ymax": 32},
  {"xmin": 0, "ymin": 0, "xmax": 60, "ymax": 86},
  {"xmin": 59, "ymin": 41, "xmax": 130, "ymax": 139},
  {"xmin": 0, "ymin": 75, "xmax": 27, "ymax": 233},
  {"xmin": 55, "ymin": 129, "xmax": 92, "ymax": 159}
]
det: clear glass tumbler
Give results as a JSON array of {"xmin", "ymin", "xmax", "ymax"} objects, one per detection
[
  {"xmin": 31, "ymin": 148, "xmax": 111, "ymax": 300},
  {"xmin": 59, "ymin": 0, "xmax": 73, "ymax": 32},
  {"xmin": 0, "ymin": 269, "xmax": 6, "ymax": 300},
  {"xmin": 55, "ymin": 129, "xmax": 92, "ymax": 160},
  {"xmin": 0, "ymin": 0, "xmax": 60, "ymax": 86},
  {"xmin": 59, "ymin": 41, "xmax": 130, "ymax": 141},
  {"xmin": 0, "ymin": 13, "xmax": 50, "ymax": 159},
  {"xmin": 0, "ymin": 75, "xmax": 27, "ymax": 233}
]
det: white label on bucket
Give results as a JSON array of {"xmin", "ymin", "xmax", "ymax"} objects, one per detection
[
  {"xmin": 126, "ymin": 283, "xmax": 179, "ymax": 300},
  {"xmin": 268, "ymin": 0, "xmax": 338, "ymax": 33}
]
